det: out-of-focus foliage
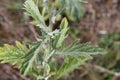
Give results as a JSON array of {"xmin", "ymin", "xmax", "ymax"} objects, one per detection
[
  {"xmin": 38, "ymin": 0, "xmax": 85, "ymax": 22},
  {"xmin": 55, "ymin": 0, "xmax": 85, "ymax": 22},
  {"xmin": 99, "ymin": 31, "xmax": 120, "ymax": 50}
]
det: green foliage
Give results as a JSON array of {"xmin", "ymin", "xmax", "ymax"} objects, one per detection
[
  {"xmin": 20, "ymin": 42, "xmax": 42, "ymax": 75},
  {"xmin": 37, "ymin": 0, "xmax": 85, "ymax": 22},
  {"xmin": 99, "ymin": 31, "xmax": 120, "ymax": 50},
  {"xmin": 62, "ymin": 40, "xmax": 105, "ymax": 58},
  {"xmin": 55, "ymin": 40, "xmax": 105, "ymax": 79},
  {"xmin": 55, "ymin": 0, "xmax": 85, "ymax": 22},
  {"xmin": 0, "ymin": 0, "xmax": 105, "ymax": 80},
  {"xmin": 24, "ymin": 0, "xmax": 43, "ymax": 23},
  {"xmin": 0, "ymin": 42, "xmax": 4, "ymax": 47},
  {"xmin": 24, "ymin": 0, "xmax": 47, "ymax": 34},
  {"xmin": 98, "ymin": 31, "xmax": 120, "ymax": 68},
  {"xmin": 0, "ymin": 41, "xmax": 27, "ymax": 67},
  {"xmin": 55, "ymin": 57, "xmax": 89, "ymax": 79},
  {"xmin": 52, "ymin": 18, "xmax": 69, "ymax": 48},
  {"xmin": 3, "ymin": 0, "xmax": 23, "ymax": 9}
]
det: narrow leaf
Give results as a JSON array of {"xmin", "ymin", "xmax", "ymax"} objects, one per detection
[
  {"xmin": 55, "ymin": 57, "xmax": 89, "ymax": 79},
  {"xmin": 20, "ymin": 42, "xmax": 42, "ymax": 75},
  {"xmin": 61, "ymin": 40, "xmax": 106, "ymax": 58},
  {"xmin": 0, "ymin": 41, "xmax": 27, "ymax": 67}
]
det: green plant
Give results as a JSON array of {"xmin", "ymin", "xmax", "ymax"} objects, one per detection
[
  {"xmin": 37, "ymin": 0, "xmax": 85, "ymax": 22},
  {"xmin": 99, "ymin": 31, "xmax": 120, "ymax": 50},
  {"xmin": 0, "ymin": 0, "xmax": 105, "ymax": 80},
  {"xmin": 55, "ymin": 0, "xmax": 85, "ymax": 22},
  {"xmin": 98, "ymin": 31, "xmax": 120, "ymax": 69}
]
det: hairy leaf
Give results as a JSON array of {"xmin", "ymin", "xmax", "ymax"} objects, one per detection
[
  {"xmin": 55, "ymin": 57, "xmax": 89, "ymax": 79},
  {"xmin": 24, "ymin": 0, "xmax": 48, "ymax": 34},
  {"xmin": 61, "ymin": 40, "xmax": 106, "ymax": 58},
  {"xmin": 20, "ymin": 42, "xmax": 42, "ymax": 75},
  {"xmin": 55, "ymin": 40, "xmax": 106, "ymax": 79},
  {"xmin": 24, "ymin": 0, "xmax": 44, "ymax": 24},
  {"xmin": 52, "ymin": 18, "xmax": 69, "ymax": 48},
  {"xmin": 0, "ymin": 41, "xmax": 27, "ymax": 66},
  {"xmin": 55, "ymin": 0, "xmax": 84, "ymax": 22}
]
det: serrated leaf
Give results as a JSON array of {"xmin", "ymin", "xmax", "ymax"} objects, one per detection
[
  {"xmin": 61, "ymin": 40, "xmax": 106, "ymax": 58},
  {"xmin": 24, "ymin": 0, "xmax": 44, "ymax": 24},
  {"xmin": 16, "ymin": 41, "xmax": 27, "ymax": 53},
  {"xmin": 0, "ymin": 41, "xmax": 27, "ymax": 67},
  {"xmin": 20, "ymin": 42, "xmax": 42, "ymax": 75},
  {"xmin": 52, "ymin": 18, "xmax": 69, "ymax": 48},
  {"xmin": 24, "ymin": 0, "xmax": 48, "ymax": 34},
  {"xmin": 55, "ymin": 57, "xmax": 89, "ymax": 79},
  {"xmin": 56, "ymin": 18, "xmax": 69, "ymax": 47}
]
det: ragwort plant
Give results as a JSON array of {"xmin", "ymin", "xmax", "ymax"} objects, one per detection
[{"xmin": 0, "ymin": 0, "xmax": 105, "ymax": 80}]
